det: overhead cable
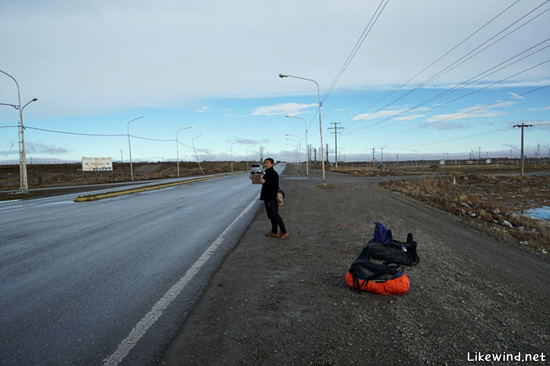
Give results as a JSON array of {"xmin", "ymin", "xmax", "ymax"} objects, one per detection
[
  {"xmin": 322, "ymin": 0, "xmax": 390, "ymax": 104},
  {"xmin": 355, "ymin": 0, "xmax": 520, "ymax": 115},
  {"xmin": 350, "ymin": 0, "xmax": 548, "ymax": 124}
]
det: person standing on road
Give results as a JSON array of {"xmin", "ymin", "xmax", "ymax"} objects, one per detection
[{"xmin": 259, "ymin": 158, "xmax": 288, "ymax": 240}]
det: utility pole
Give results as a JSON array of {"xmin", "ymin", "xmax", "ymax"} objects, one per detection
[
  {"xmin": 328, "ymin": 122, "xmax": 344, "ymax": 170},
  {"xmin": 513, "ymin": 123, "xmax": 532, "ymax": 177},
  {"xmin": 325, "ymin": 143, "xmax": 329, "ymax": 165},
  {"xmin": 372, "ymin": 147, "xmax": 376, "ymax": 167}
]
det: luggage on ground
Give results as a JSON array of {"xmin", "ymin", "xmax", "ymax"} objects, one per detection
[
  {"xmin": 346, "ymin": 246, "xmax": 410, "ymax": 295},
  {"xmin": 368, "ymin": 222, "xmax": 420, "ymax": 266}
]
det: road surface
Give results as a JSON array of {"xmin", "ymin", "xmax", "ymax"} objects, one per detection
[{"xmin": 0, "ymin": 167, "xmax": 283, "ymax": 365}]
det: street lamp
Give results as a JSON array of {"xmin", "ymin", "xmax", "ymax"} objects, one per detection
[
  {"xmin": 176, "ymin": 126, "xmax": 194, "ymax": 177},
  {"xmin": 285, "ymin": 134, "xmax": 301, "ymax": 172},
  {"xmin": 286, "ymin": 142, "xmax": 299, "ymax": 169},
  {"xmin": 285, "ymin": 115, "xmax": 308, "ymax": 176},
  {"xmin": 1, "ymin": 69, "xmax": 36, "ymax": 193},
  {"xmin": 279, "ymin": 73, "xmax": 325, "ymax": 185},
  {"xmin": 127, "ymin": 116, "xmax": 144, "ymax": 181},
  {"xmin": 192, "ymin": 134, "xmax": 204, "ymax": 175},
  {"xmin": 246, "ymin": 145, "xmax": 256, "ymax": 170}
]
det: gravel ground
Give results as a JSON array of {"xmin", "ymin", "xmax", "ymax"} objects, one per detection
[{"xmin": 159, "ymin": 165, "xmax": 549, "ymax": 366}]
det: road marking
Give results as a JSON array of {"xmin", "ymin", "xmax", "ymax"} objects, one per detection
[{"xmin": 103, "ymin": 195, "xmax": 260, "ymax": 366}]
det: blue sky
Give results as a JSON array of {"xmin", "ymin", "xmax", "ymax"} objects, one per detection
[{"xmin": 1, "ymin": 0, "xmax": 549, "ymax": 164}]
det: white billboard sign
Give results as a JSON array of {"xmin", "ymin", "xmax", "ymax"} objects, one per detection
[{"xmin": 82, "ymin": 157, "xmax": 113, "ymax": 172}]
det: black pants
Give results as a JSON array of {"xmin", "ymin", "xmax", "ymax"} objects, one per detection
[{"xmin": 264, "ymin": 200, "xmax": 286, "ymax": 234}]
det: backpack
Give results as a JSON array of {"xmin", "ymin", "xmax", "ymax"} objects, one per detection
[
  {"xmin": 369, "ymin": 223, "xmax": 420, "ymax": 266},
  {"xmin": 346, "ymin": 247, "xmax": 410, "ymax": 295},
  {"xmin": 374, "ymin": 222, "xmax": 392, "ymax": 244}
]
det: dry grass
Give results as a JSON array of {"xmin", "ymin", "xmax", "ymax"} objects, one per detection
[{"xmin": 378, "ymin": 174, "xmax": 550, "ymax": 254}]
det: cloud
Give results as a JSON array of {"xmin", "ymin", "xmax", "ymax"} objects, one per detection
[
  {"xmin": 353, "ymin": 107, "xmax": 429, "ymax": 122},
  {"xmin": 353, "ymin": 109, "xmax": 406, "ymax": 121},
  {"xmin": 26, "ymin": 142, "xmax": 69, "ymax": 155},
  {"xmin": 196, "ymin": 106, "xmax": 211, "ymax": 113},
  {"xmin": 427, "ymin": 104, "xmax": 510, "ymax": 123},
  {"xmin": 394, "ymin": 113, "xmax": 425, "ymax": 122},
  {"xmin": 251, "ymin": 103, "xmax": 316, "ymax": 117},
  {"xmin": 507, "ymin": 92, "xmax": 524, "ymax": 100}
]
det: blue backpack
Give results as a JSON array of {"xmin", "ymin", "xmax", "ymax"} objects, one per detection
[{"xmin": 374, "ymin": 222, "xmax": 392, "ymax": 244}]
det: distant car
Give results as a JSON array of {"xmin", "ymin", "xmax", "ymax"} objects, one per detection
[{"xmin": 250, "ymin": 163, "xmax": 263, "ymax": 174}]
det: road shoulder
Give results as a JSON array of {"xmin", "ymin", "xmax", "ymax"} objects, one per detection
[{"xmin": 159, "ymin": 167, "xmax": 550, "ymax": 365}]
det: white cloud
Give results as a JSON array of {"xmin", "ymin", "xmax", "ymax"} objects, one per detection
[
  {"xmin": 251, "ymin": 103, "xmax": 316, "ymax": 117},
  {"xmin": 352, "ymin": 108, "xmax": 417, "ymax": 121},
  {"xmin": 427, "ymin": 108, "xmax": 506, "ymax": 123},
  {"xmin": 1, "ymin": 0, "xmax": 548, "ymax": 119},
  {"xmin": 507, "ymin": 92, "xmax": 524, "ymax": 100},
  {"xmin": 196, "ymin": 106, "xmax": 211, "ymax": 113},
  {"xmin": 1, "ymin": 0, "xmax": 548, "ymax": 162},
  {"xmin": 427, "ymin": 101, "xmax": 515, "ymax": 123}
]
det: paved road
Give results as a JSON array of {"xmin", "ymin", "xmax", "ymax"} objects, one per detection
[{"xmin": 0, "ymin": 167, "xmax": 283, "ymax": 365}]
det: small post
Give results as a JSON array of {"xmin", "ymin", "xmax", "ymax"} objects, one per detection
[{"xmin": 513, "ymin": 123, "xmax": 533, "ymax": 177}]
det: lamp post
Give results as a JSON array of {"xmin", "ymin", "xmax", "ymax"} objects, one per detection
[
  {"xmin": 279, "ymin": 74, "xmax": 325, "ymax": 185},
  {"xmin": 192, "ymin": 134, "xmax": 204, "ymax": 175},
  {"xmin": 246, "ymin": 145, "xmax": 256, "ymax": 170},
  {"xmin": 127, "ymin": 116, "xmax": 144, "ymax": 181},
  {"xmin": 176, "ymin": 126, "xmax": 194, "ymax": 177},
  {"xmin": 285, "ymin": 115, "xmax": 308, "ymax": 176},
  {"xmin": 1, "ymin": 70, "xmax": 36, "ymax": 193},
  {"xmin": 286, "ymin": 142, "xmax": 299, "ymax": 169},
  {"xmin": 286, "ymin": 134, "xmax": 301, "ymax": 172}
]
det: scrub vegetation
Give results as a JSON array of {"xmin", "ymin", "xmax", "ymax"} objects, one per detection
[{"xmin": 333, "ymin": 162, "xmax": 550, "ymax": 254}]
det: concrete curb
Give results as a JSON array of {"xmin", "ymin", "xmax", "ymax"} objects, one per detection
[{"xmin": 73, "ymin": 173, "xmax": 233, "ymax": 202}]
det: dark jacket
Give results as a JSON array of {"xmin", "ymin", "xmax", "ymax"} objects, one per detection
[{"xmin": 260, "ymin": 167, "xmax": 279, "ymax": 201}]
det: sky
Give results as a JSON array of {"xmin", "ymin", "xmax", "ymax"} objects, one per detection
[{"xmin": 1, "ymin": 0, "xmax": 549, "ymax": 165}]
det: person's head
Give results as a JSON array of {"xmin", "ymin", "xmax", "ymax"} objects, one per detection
[{"xmin": 263, "ymin": 158, "xmax": 274, "ymax": 168}]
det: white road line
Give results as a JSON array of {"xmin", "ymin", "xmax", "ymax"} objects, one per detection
[{"xmin": 103, "ymin": 196, "xmax": 260, "ymax": 366}]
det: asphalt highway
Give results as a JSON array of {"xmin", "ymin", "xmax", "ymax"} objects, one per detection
[{"xmin": 0, "ymin": 167, "xmax": 283, "ymax": 365}]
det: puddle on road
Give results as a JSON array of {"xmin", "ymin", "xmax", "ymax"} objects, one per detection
[{"xmin": 523, "ymin": 206, "xmax": 550, "ymax": 220}]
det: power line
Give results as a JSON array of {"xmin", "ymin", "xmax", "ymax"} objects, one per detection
[
  {"xmin": 322, "ymin": 0, "xmax": 390, "ymax": 103},
  {"xmin": 25, "ymin": 126, "xmax": 127, "ymax": 137},
  {"xmin": 24, "ymin": 125, "xmax": 213, "ymax": 154},
  {"xmin": 300, "ymin": 0, "xmax": 390, "ymax": 147},
  {"xmin": 355, "ymin": 0, "xmax": 521, "ymax": 115},
  {"xmin": 348, "ymin": 1, "xmax": 549, "ymax": 126},
  {"xmin": 350, "ymin": 57, "xmax": 550, "ymax": 135},
  {"xmin": 358, "ymin": 84, "xmax": 549, "ymax": 143}
]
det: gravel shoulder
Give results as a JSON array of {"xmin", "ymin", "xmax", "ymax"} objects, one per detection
[{"xmin": 159, "ymin": 166, "xmax": 549, "ymax": 365}]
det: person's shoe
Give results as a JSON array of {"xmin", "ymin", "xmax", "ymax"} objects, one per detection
[
  {"xmin": 265, "ymin": 231, "xmax": 278, "ymax": 238},
  {"xmin": 278, "ymin": 232, "xmax": 289, "ymax": 240}
]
